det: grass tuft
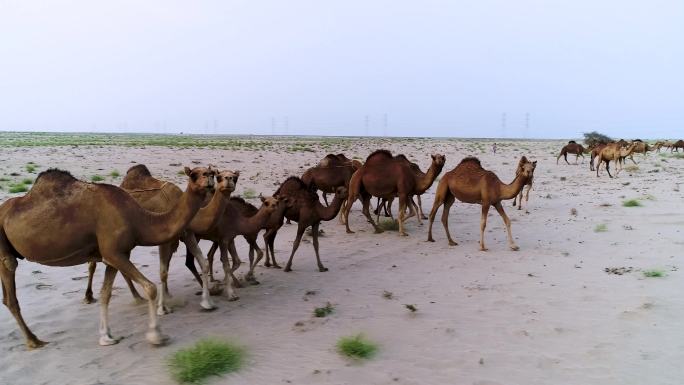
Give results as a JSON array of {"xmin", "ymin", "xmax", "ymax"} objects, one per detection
[
  {"xmin": 9, "ymin": 184, "xmax": 28, "ymax": 193},
  {"xmin": 337, "ymin": 334, "xmax": 378, "ymax": 360},
  {"xmin": 169, "ymin": 339, "xmax": 245, "ymax": 384},
  {"xmin": 622, "ymin": 199, "xmax": 641, "ymax": 207},
  {"xmin": 643, "ymin": 270, "xmax": 665, "ymax": 278},
  {"xmin": 22, "ymin": 178, "xmax": 34, "ymax": 185},
  {"xmin": 378, "ymin": 218, "xmax": 399, "ymax": 231},
  {"xmin": 313, "ymin": 302, "xmax": 335, "ymax": 318},
  {"xmin": 26, "ymin": 164, "xmax": 37, "ymax": 173},
  {"xmin": 110, "ymin": 170, "xmax": 121, "ymax": 178},
  {"xmin": 91, "ymin": 175, "xmax": 104, "ymax": 182},
  {"xmin": 594, "ymin": 224, "xmax": 608, "ymax": 233},
  {"xmin": 242, "ymin": 189, "xmax": 257, "ymax": 199}
]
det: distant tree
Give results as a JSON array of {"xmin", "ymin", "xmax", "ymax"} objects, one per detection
[{"xmin": 583, "ymin": 131, "xmax": 612, "ymax": 147}]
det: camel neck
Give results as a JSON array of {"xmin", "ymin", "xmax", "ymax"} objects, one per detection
[
  {"xmin": 136, "ymin": 186, "xmax": 203, "ymax": 245},
  {"xmin": 416, "ymin": 162, "xmax": 442, "ymax": 193},
  {"xmin": 500, "ymin": 173, "xmax": 528, "ymax": 201},
  {"xmin": 317, "ymin": 194, "xmax": 344, "ymax": 221},
  {"xmin": 188, "ymin": 189, "xmax": 231, "ymax": 234}
]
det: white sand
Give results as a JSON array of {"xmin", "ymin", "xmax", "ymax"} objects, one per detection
[{"xmin": 1, "ymin": 138, "xmax": 683, "ymax": 385}]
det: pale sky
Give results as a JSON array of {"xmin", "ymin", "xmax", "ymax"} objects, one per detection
[{"xmin": 0, "ymin": 1, "xmax": 682, "ymax": 138}]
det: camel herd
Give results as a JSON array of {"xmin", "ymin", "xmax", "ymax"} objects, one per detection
[
  {"xmin": 557, "ymin": 138, "xmax": 683, "ymax": 177},
  {"xmin": 0, "ymin": 148, "xmax": 542, "ymax": 349}
]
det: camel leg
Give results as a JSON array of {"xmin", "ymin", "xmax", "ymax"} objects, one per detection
[
  {"xmin": 246, "ymin": 239, "xmax": 263, "ymax": 284},
  {"xmin": 183, "ymin": 233, "xmax": 216, "ymax": 311},
  {"xmin": 207, "ymin": 242, "xmax": 218, "ymax": 282},
  {"xmin": 219, "ymin": 241, "xmax": 239, "ymax": 300},
  {"xmin": 311, "ymin": 222, "xmax": 328, "ymax": 272},
  {"xmin": 263, "ymin": 229, "xmax": 281, "ymax": 268},
  {"xmin": 397, "ymin": 195, "xmax": 409, "ymax": 236},
  {"xmin": 516, "ymin": 191, "xmax": 523, "ymax": 210},
  {"xmin": 427, "ymin": 181, "xmax": 447, "ymax": 242},
  {"xmin": 0, "ymin": 251, "xmax": 47, "ymax": 349},
  {"xmin": 494, "ymin": 202, "xmax": 519, "ymax": 251},
  {"xmin": 479, "ymin": 204, "xmax": 491, "ymax": 251},
  {"xmin": 123, "ymin": 275, "xmax": 143, "ymax": 303},
  {"xmin": 322, "ymin": 192, "xmax": 329, "ymax": 206},
  {"xmin": 361, "ymin": 194, "xmax": 383, "ymax": 233},
  {"xmin": 155, "ymin": 243, "xmax": 174, "ymax": 315},
  {"xmin": 226, "ymin": 240, "xmax": 243, "ymax": 287},
  {"xmin": 284, "ymin": 223, "xmax": 306, "ymax": 272},
  {"xmin": 344, "ymin": 192, "xmax": 357, "ymax": 234},
  {"xmin": 99, "ymin": 254, "xmax": 167, "ymax": 346},
  {"xmin": 338, "ymin": 200, "xmax": 347, "ymax": 224},
  {"xmin": 606, "ymin": 160, "xmax": 613, "ymax": 178},
  {"xmin": 441, "ymin": 194, "xmax": 457, "ymax": 246},
  {"xmin": 183, "ymin": 245, "xmax": 203, "ymax": 286},
  {"xmin": 418, "ymin": 195, "xmax": 428, "ymax": 220},
  {"xmin": 575, "ymin": 153, "xmax": 579, "ymax": 164},
  {"xmin": 84, "ymin": 261, "xmax": 97, "ymax": 304},
  {"xmin": 564, "ymin": 153, "xmax": 570, "ymax": 165}
]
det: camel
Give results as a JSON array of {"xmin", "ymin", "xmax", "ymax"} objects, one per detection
[
  {"xmin": 620, "ymin": 139, "xmax": 650, "ymax": 164},
  {"xmin": 0, "ymin": 166, "xmax": 214, "ymax": 348},
  {"xmin": 595, "ymin": 142, "xmax": 638, "ymax": 178},
  {"xmin": 188, "ymin": 195, "xmax": 283, "ymax": 293},
  {"xmin": 266, "ymin": 177, "xmax": 348, "ymax": 272},
  {"xmin": 199, "ymin": 194, "xmax": 292, "ymax": 286},
  {"xmin": 671, "ymin": 140, "xmax": 684, "ymax": 152},
  {"xmin": 512, "ymin": 156, "xmax": 534, "ymax": 211},
  {"xmin": 588, "ymin": 143, "xmax": 608, "ymax": 171},
  {"xmin": 426, "ymin": 156, "xmax": 536, "ymax": 251},
  {"xmin": 343, "ymin": 150, "xmax": 445, "ymax": 236},
  {"xmin": 373, "ymin": 158, "xmax": 437, "ymax": 222},
  {"xmin": 84, "ymin": 165, "xmax": 238, "ymax": 315},
  {"xmin": 556, "ymin": 140, "xmax": 586, "ymax": 165},
  {"xmin": 301, "ymin": 153, "xmax": 361, "ymax": 224}
]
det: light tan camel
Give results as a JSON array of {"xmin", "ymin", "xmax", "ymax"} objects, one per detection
[
  {"xmin": 556, "ymin": 141, "xmax": 586, "ymax": 164},
  {"xmin": 595, "ymin": 142, "xmax": 638, "ymax": 177},
  {"xmin": 85, "ymin": 165, "xmax": 237, "ymax": 315},
  {"xmin": 426, "ymin": 156, "xmax": 536, "ymax": 251},
  {"xmin": 0, "ymin": 167, "xmax": 214, "ymax": 348},
  {"xmin": 512, "ymin": 156, "xmax": 534, "ymax": 211},
  {"xmin": 343, "ymin": 150, "xmax": 445, "ymax": 236}
]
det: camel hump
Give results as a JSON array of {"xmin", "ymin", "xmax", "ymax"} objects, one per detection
[
  {"xmin": 125, "ymin": 164, "xmax": 152, "ymax": 178},
  {"xmin": 568, "ymin": 140, "xmax": 577, "ymax": 144},
  {"xmin": 366, "ymin": 149, "xmax": 393, "ymax": 161},
  {"xmin": 275, "ymin": 176, "xmax": 308, "ymax": 196},
  {"xmin": 34, "ymin": 169, "xmax": 78, "ymax": 186},
  {"xmin": 229, "ymin": 196, "xmax": 259, "ymax": 215},
  {"xmin": 393, "ymin": 154, "xmax": 410, "ymax": 162},
  {"xmin": 459, "ymin": 156, "xmax": 482, "ymax": 166}
]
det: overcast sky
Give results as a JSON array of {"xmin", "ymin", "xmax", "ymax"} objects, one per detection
[{"xmin": 0, "ymin": 1, "xmax": 682, "ymax": 138}]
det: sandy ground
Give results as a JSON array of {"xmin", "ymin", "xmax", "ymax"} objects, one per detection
[{"xmin": 1, "ymin": 137, "xmax": 683, "ymax": 385}]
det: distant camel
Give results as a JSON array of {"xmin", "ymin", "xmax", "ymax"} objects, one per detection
[
  {"xmin": 301, "ymin": 153, "xmax": 361, "ymax": 223},
  {"xmin": 671, "ymin": 140, "xmax": 684, "ymax": 152},
  {"xmin": 556, "ymin": 141, "xmax": 586, "ymax": 165},
  {"xmin": 588, "ymin": 143, "xmax": 608, "ymax": 171},
  {"xmin": 595, "ymin": 142, "xmax": 638, "ymax": 178},
  {"xmin": 427, "ymin": 156, "xmax": 537, "ymax": 251}
]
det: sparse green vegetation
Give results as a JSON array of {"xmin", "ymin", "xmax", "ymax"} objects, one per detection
[
  {"xmin": 594, "ymin": 224, "xmax": 608, "ymax": 232},
  {"xmin": 169, "ymin": 339, "xmax": 245, "ymax": 384},
  {"xmin": 9, "ymin": 184, "xmax": 28, "ymax": 193},
  {"xmin": 583, "ymin": 131, "xmax": 612, "ymax": 147},
  {"xmin": 313, "ymin": 302, "xmax": 335, "ymax": 318},
  {"xmin": 242, "ymin": 189, "xmax": 257, "ymax": 199},
  {"xmin": 378, "ymin": 218, "xmax": 399, "ymax": 231},
  {"xmin": 643, "ymin": 270, "xmax": 665, "ymax": 278},
  {"xmin": 110, "ymin": 170, "xmax": 120, "ymax": 178},
  {"xmin": 22, "ymin": 178, "xmax": 33, "ymax": 185},
  {"xmin": 91, "ymin": 175, "xmax": 104, "ymax": 182},
  {"xmin": 622, "ymin": 199, "xmax": 641, "ymax": 207},
  {"xmin": 26, "ymin": 163, "xmax": 37, "ymax": 173},
  {"xmin": 337, "ymin": 334, "xmax": 378, "ymax": 360}
]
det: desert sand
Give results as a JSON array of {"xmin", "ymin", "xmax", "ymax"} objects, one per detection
[{"xmin": 1, "ymin": 136, "xmax": 683, "ymax": 385}]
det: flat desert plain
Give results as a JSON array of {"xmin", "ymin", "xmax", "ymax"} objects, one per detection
[{"xmin": 1, "ymin": 135, "xmax": 683, "ymax": 385}]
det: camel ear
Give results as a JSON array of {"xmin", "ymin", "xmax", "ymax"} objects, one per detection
[
  {"xmin": 532, "ymin": 161, "xmax": 537, "ymax": 168},
  {"xmin": 234, "ymin": 170, "xmax": 240, "ymax": 177},
  {"xmin": 431, "ymin": 154, "xmax": 437, "ymax": 160},
  {"xmin": 184, "ymin": 167, "xmax": 192, "ymax": 176},
  {"xmin": 259, "ymin": 194, "xmax": 265, "ymax": 203}
]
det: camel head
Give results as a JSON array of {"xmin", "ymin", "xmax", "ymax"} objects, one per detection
[
  {"xmin": 184, "ymin": 166, "xmax": 215, "ymax": 194},
  {"xmin": 215, "ymin": 170, "xmax": 239, "ymax": 195},
  {"xmin": 431, "ymin": 154, "xmax": 446, "ymax": 167},
  {"xmin": 334, "ymin": 186, "xmax": 349, "ymax": 200},
  {"xmin": 518, "ymin": 157, "xmax": 537, "ymax": 179},
  {"xmin": 258, "ymin": 195, "xmax": 280, "ymax": 215}
]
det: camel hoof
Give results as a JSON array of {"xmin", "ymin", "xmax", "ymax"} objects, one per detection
[
  {"xmin": 200, "ymin": 299, "xmax": 217, "ymax": 310},
  {"xmin": 157, "ymin": 306, "xmax": 173, "ymax": 316},
  {"xmin": 226, "ymin": 294, "xmax": 239, "ymax": 302},
  {"xmin": 319, "ymin": 267, "xmax": 329, "ymax": 272},
  {"xmin": 448, "ymin": 241, "xmax": 458, "ymax": 246},
  {"xmin": 374, "ymin": 229, "xmax": 384, "ymax": 234},
  {"xmin": 83, "ymin": 296, "xmax": 97, "ymax": 304},
  {"xmin": 146, "ymin": 330, "xmax": 169, "ymax": 346},
  {"xmin": 427, "ymin": 237, "xmax": 435, "ymax": 242},
  {"xmin": 272, "ymin": 264, "xmax": 282, "ymax": 269},
  {"xmin": 99, "ymin": 335, "xmax": 122, "ymax": 346},
  {"xmin": 27, "ymin": 339, "xmax": 49, "ymax": 349},
  {"xmin": 479, "ymin": 247, "xmax": 488, "ymax": 252},
  {"xmin": 346, "ymin": 230, "xmax": 355, "ymax": 234},
  {"xmin": 399, "ymin": 232, "xmax": 409, "ymax": 237},
  {"xmin": 510, "ymin": 245, "xmax": 520, "ymax": 251},
  {"xmin": 284, "ymin": 267, "xmax": 292, "ymax": 272},
  {"xmin": 421, "ymin": 215, "xmax": 428, "ymax": 220}
]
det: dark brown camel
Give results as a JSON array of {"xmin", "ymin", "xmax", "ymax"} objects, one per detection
[
  {"xmin": 671, "ymin": 140, "xmax": 684, "ymax": 152},
  {"xmin": 427, "ymin": 156, "xmax": 536, "ymax": 250},
  {"xmin": 556, "ymin": 141, "xmax": 586, "ymax": 165},
  {"xmin": 0, "ymin": 167, "xmax": 213, "ymax": 348},
  {"xmin": 343, "ymin": 150, "xmax": 445, "ymax": 236}
]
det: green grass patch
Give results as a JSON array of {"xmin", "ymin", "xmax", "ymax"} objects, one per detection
[
  {"xmin": 21, "ymin": 178, "xmax": 33, "ymax": 185},
  {"xmin": 313, "ymin": 302, "xmax": 335, "ymax": 318},
  {"xmin": 91, "ymin": 175, "xmax": 104, "ymax": 182},
  {"xmin": 622, "ymin": 199, "xmax": 641, "ymax": 207},
  {"xmin": 168, "ymin": 339, "xmax": 245, "ymax": 384},
  {"xmin": 25, "ymin": 164, "xmax": 37, "ymax": 173},
  {"xmin": 594, "ymin": 224, "xmax": 608, "ymax": 233},
  {"xmin": 337, "ymin": 334, "xmax": 378, "ymax": 360},
  {"xmin": 242, "ymin": 189, "xmax": 257, "ymax": 199},
  {"xmin": 643, "ymin": 270, "xmax": 665, "ymax": 278},
  {"xmin": 378, "ymin": 218, "xmax": 399, "ymax": 231},
  {"xmin": 110, "ymin": 170, "xmax": 120, "ymax": 178},
  {"xmin": 9, "ymin": 184, "xmax": 28, "ymax": 193}
]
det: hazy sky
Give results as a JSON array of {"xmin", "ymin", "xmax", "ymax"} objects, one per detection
[{"xmin": 1, "ymin": 1, "xmax": 682, "ymax": 138}]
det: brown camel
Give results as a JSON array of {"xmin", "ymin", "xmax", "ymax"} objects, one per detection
[
  {"xmin": 589, "ymin": 143, "xmax": 608, "ymax": 171},
  {"xmin": 595, "ymin": 142, "xmax": 638, "ymax": 178},
  {"xmin": 189, "ymin": 195, "xmax": 282, "ymax": 294},
  {"xmin": 671, "ymin": 140, "xmax": 684, "ymax": 152},
  {"xmin": 301, "ymin": 153, "xmax": 361, "ymax": 223},
  {"xmin": 556, "ymin": 140, "xmax": 586, "ymax": 165},
  {"xmin": 373, "ymin": 158, "xmax": 437, "ymax": 222},
  {"xmin": 512, "ymin": 156, "xmax": 534, "ymax": 211},
  {"xmin": 201, "ymin": 194, "xmax": 292, "ymax": 286},
  {"xmin": 426, "ymin": 156, "xmax": 536, "ymax": 251},
  {"xmin": 0, "ymin": 167, "xmax": 214, "ymax": 348},
  {"xmin": 85, "ymin": 165, "xmax": 237, "ymax": 315},
  {"xmin": 343, "ymin": 150, "xmax": 445, "ymax": 236},
  {"xmin": 267, "ymin": 177, "xmax": 348, "ymax": 272}
]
